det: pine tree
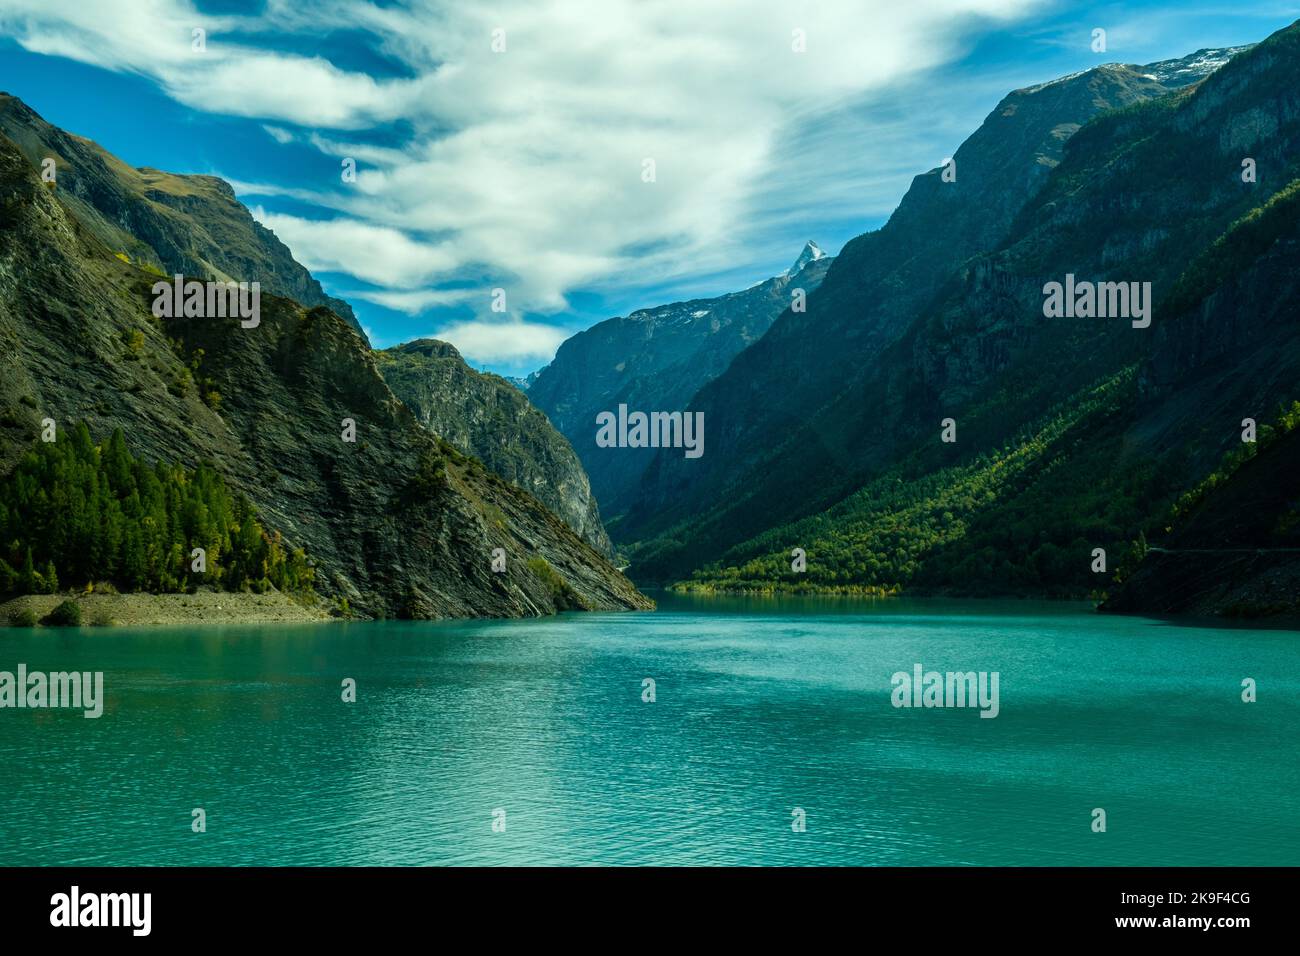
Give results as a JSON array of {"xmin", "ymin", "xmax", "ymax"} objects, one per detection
[
  {"xmin": 0, "ymin": 423, "xmax": 312, "ymax": 598},
  {"xmin": 19, "ymin": 546, "xmax": 36, "ymax": 594}
]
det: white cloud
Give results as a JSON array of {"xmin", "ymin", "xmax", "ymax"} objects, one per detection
[
  {"xmin": 251, "ymin": 206, "xmax": 459, "ymax": 287},
  {"xmin": 425, "ymin": 319, "xmax": 569, "ymax": 366},
  {"xmin": 1, "ymin": 0, "xmax": 1044, "ymax": 328},
  {"xmin": 262, "ymin": 124, "xmax": 295, "ymax": 145},
  {"xmin": 350, "ymin": 288, "xmax": 476, "ymax": 315}
]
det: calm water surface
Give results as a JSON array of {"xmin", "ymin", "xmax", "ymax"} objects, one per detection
[{"xmin": 2, "ymin": 594, "xmax": 1297, "ymax": 865}]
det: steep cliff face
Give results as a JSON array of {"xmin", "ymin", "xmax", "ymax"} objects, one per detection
[
  {"xmin": 529, "ymin": 243, "xmax": 831, "ymax": 515},
  {"xmin": 376, "ymin": 339, "xmax": 612, "ymax": 555},
  {"xmin": 0, "ymin": 118, "xmax": 649, "ymax": 617},
  {"xmin": 0, "ymin": 93, "xmax": 366, "ymax": 343}
]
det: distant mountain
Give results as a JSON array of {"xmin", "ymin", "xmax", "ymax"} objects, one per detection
[
  {"xmin": 505, "ymin": 370, "xmax": 541, "ymax": 392},
  {"xmin": 0, "ymin": 99, "xmax": 649, "ymax": 617},
  {"xmin": 528, "ymin": 242, "xmax": 832, "ymax": 515},
  {"xmin": 376, "ymin": 339, "xmax": 612, "ymax": 555},
  {"xmin": 784, "ymin": 239, "xmax": 827, "ymax": 276},
  {"xmin": 621, "ymin": 41, "xmax": 1267, "ymax": 578},
  {"xmin": 0, "ymin": 93, "xmax": 368, "ymax": 344}
]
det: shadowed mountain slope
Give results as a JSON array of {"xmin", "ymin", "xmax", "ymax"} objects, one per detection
[{"xmin": 621, "ymin": 28, "xmax": 1300, "ymax": 618}]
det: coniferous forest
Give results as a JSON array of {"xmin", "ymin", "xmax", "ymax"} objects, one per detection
[{"xmin": 0, "ymin": 422, "xmax": 313, "ymax": 597}]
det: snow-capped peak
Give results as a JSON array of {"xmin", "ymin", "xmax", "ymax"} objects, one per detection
[{"xmin": 785, "ymin": 240, "xmax": 826, "ymax": 277}]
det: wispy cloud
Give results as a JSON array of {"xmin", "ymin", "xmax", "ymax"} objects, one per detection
[
  {"xmin": 0, "ymin": 0, "xmax": 1046, "ymax": 364},
  {"xmin": 262, "ymin": 124, "xmax": 295, "ymax": 145},
  {"xmin": 350, "ymin": 287, "xmax": 476, "ymax": 314}
]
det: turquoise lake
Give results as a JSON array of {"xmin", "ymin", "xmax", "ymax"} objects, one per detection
[{"xmin": 1, "ymin": 594, "xmax": 1297, "ymax": 866}]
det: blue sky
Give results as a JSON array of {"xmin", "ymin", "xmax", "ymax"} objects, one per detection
[{"xmin": 1, "ymin": 0, "xmax": 1296, "ymax": 376}]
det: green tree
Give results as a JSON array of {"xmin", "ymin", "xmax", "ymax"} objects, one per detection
[
  {"xmin": 0, "ymin": 423, "xmax": 314, "ymax": 599},
  {"xmin": 19, "ymin": 547, "xmax": 37, "ymax": 594}
]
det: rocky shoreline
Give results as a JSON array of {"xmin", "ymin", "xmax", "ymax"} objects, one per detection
[{"xmin": 0, "ymin": 591, "xmax": 334, "ymax": 627}]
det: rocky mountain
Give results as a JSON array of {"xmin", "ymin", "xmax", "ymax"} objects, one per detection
[
  {"xmin": 0, "ymin": 93, "xmax": 367, "ymax": 344},
  {"xmin": 376, "ymin": 339, "xmax": 612, "ymax": 555},
  {"xmin": 621, "ymin": 39, "xmax": 1283, "ymax": 587},
  {"xmin": 692, "ymin": 24, "xmax": 1299, "ymax": 618},
  {"xmin": 528, "ymin": 241, "xmax": 832, "ymax": 515},
  {"xmin": 0, "ymin": 101, "xmax": 649, "ymax": 618}
]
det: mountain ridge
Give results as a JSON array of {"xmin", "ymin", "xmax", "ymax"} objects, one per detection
[
  {"xmin": 620, "ymin": 53, "xmax": 1236, "ymax": 555},
  {"xmin": 617, "ymin": 27, "xmax": 1300, "ymax": 619},
  {"xmin": 0, "ymin": 92, "xmax": 368, "ymax": 344},
  {"xmin": 376, "ymin": 338, "xmax": 613, "ymax": 555},
  {"xmin": 0, "ymin": 103, "xmax": 649, "ymax": 618}
]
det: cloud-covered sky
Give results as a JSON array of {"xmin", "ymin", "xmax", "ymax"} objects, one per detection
[{"xmin": 1, "ymin": 0, "xmax": 1296, "ymax": 373}]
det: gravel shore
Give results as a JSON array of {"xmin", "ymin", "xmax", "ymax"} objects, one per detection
[{"xmin": 0, "ymin": 590, "xmax": 334, "ymax": 627}]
